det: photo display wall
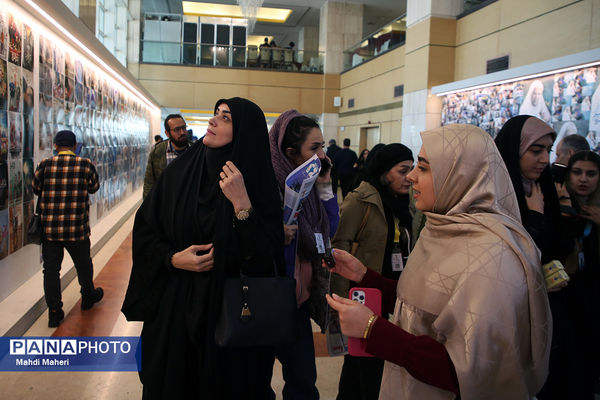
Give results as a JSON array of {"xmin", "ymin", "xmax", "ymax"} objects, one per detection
[
  {"xmin": 0, "ymin": 10, "xmax": 152, "ymax": 260},
  {"xmin": 441, "ymin": 66, "xmax": 600, "ymax": 153}
]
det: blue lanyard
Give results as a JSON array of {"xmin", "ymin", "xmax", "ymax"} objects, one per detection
[{"xmin": 582, "ymin": 221, "xmax": 593, "ymax": 238}]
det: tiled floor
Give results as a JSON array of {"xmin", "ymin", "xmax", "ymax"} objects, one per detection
[{"xmin": 0, "ymin": 214, "xmax": 344, "ymax": 399}]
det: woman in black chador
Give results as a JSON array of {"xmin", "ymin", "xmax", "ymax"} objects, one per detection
[{"xmin": 122, "ymin": 98, "xmax": 285, "ymax": 399}]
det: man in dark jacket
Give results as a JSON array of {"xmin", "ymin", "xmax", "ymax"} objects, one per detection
[
  {"xmin": 326, "ymin": 139, "xmax": 341, "ymax": 196},
  {"xmin": 143, "ymin": 114, "xmax": 190, "ymax": 198},
  {"xmin": 551, "ymin": 134, "xmax": 590, "ymax": 183},
  {"xmin": 333, "ymin": 138, "xmax": 358, "ymax": 198}
]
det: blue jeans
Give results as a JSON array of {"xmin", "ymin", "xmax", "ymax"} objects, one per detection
[{"xmin": 274, "ymin": 302, "xmax": 319, "ymax": 400}]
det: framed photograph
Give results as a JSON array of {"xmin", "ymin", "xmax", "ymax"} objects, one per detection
[
  {"xmin": 7, "ymin": 61, "xmax": 20, "ymax": 112},
  {"xmin": 52, "ymin": 98, "xmax": 64, "ymax": 125},
  {"xmin": 8, "ymin": 157, "xmax": 22, "ymax": 205},
  {"xmin": 39, "ymin": 122, "xmax": 53, "ymax": 153},
  {"xmin": 52, "ymin": 70, "xmax": 64, "ymax": 99},
  {"xmin": 65, "ymin": 52, "xmax": 75, "ymax": 80},
  {"xmin": 65, "ymin": 76, "xmax": 74, "ymax": 103},
  {"xmin": 22, "ymin": 69, "xmax": 33, "ymax": 115},
  {"xmin": 7, "ymin": 13, "xmax": 21, "ymax": 66},
  {"xmin": 22, "ymin": 113, "xmax": 33, "ymax": 158},
  {"xmin": 39, "ymin": 35, "xmax": 52, "ymax": 66},
  {"xmin": 9, "ymin": 203, "xmax": 22, "ymax": 253},
  {"xmin": 0, "ymin": 59, "xmax": 6, "ymax": 110},
  {"xmin": 21, "ymin": 24, "xmax": 33, "ymax": 72},
  {"xmin": 53, "ymin": 44, "xmax": 64, "ymax": 75},
  {"xmin": 75, "ymin": 58, "xmax": 83, "ymax": 83},
  {"xmin": 39, "ymin": 63, "xmax": 52, "ymax": 96},
  {"xmin": 0, "ymin": 110, "xmax": 7, "ymax": 161},
  {"xmin": 8, "ymin": 111, "xmax": 21, "ymax": 157},
  {"xmin": 75, "ymin": 81, "xmax": 83, "ymax": 105},
  {"xmin": 0, "ymin": 12, "xmax": 7, "ymax": 60},
  {"xmin": 39, "ymin": 93, "xmax": 52, "ymax": 123},
  {"xmin": 22, "ymin": 158, "xmax": 33, "ymax": 202},
  {"xmin": 21, "ymin": 200, "xmax": 33, "ymax": 245},
  {"xmin": 65, "ymin": 101, "xmax": 75, "ymax": 126},
  {"xmin": 0, "ymin": 208, "xmax": 8, "ymax": 259}
]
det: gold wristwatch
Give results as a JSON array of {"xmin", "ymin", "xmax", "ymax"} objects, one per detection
[{"xmin": 235, "ymin": 207, "xmax": 253, "ymax": 221}]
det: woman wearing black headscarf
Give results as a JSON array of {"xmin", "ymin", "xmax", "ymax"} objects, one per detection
[
  {"xmin": 122, "ymin": 98, "xmax": 285, "ymax": 399},
  {"xmin": 495, "ymin": 115, "xmax": 576, "ymax": 399},
  {"xmin": 330, "ymin": 143, "xmax": 414, "ymax": 400}
]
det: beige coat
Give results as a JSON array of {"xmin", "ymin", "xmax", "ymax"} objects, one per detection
[{"xmin": 331, "ymin": 181, "xmax": 410, "ymax": 296}]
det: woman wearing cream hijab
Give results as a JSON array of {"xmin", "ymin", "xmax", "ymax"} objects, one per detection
[{"xmin": 326, "ymin": 124, "xmax": 551, "ymax": 399}]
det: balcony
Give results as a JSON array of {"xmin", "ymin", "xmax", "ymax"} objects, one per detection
[
  {"xmin": 140, "ymin": 13, "xmax": 324, "ymax": 73},
  {"xmin": 343, "ymin": 15, "xmax": 406, "ymax": 71},
  {"xmin": 141, "ymin": 42, "xmax": 324, "ymax": 73}
]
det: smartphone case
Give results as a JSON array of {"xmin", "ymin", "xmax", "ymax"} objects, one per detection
[{"xmin": 348, "ymin": 287, "xmax": 382, "ymax": 357}]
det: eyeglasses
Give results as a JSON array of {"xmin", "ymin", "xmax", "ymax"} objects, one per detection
[{"xmin": 170, "ymin": 125, "xmax": 188, "ymax": 133}]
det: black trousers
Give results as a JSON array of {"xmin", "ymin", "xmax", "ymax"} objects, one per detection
[
  {"xmin": 339, "ymin": 175, "xmax": 355, "ymax": 199},
  {"xmin": 42, "ymin": 238, "xmax": 95, "ymax": 310},
  {"xmin": 331, "ymin": 171, "xmax": 339, "ymax": 197},
  {"xmin": 273, "ymin": 302, "xmax": 319, "ymax": 400},
  {"xmin": 337, "ymin": 354, "xmax": 384, "ymax": 400}
]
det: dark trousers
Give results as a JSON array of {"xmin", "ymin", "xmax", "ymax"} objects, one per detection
[
  {"xmin": 273, "ymin": 302, "xmax": 319, "ymax": 400},
  {"xmin": 42, "ymin": 238, "xmax": 95, "ymax": 310},
  {"xmin": 337, "ymin": 355, "xmax": 384, "ymax": 400},
  {"xmin": 339, "ymin": 175, "xmax": 355, "ymax": 199},
  {"xmin": 218, "ymin": 346, "xmax": 277, "ymax": 400},
  {"xmin": 537, "ymin": 291, "xmax": 584, "ymax": 399},
  {"xmin": 331, "ymin": 171, "xmax": 339, "ymax": 198}
]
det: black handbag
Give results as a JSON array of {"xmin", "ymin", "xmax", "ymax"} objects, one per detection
[
  {"xmin": 27, "ymin": 197, "xmax": 42, "ymax": 245},
  {"xmin": 214, "ymin": 266, "xmax": 296, "ymax": 348}
]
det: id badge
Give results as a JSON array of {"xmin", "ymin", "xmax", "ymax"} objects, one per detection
[
  {"xmin": 314, "ymin": 233, "xmax": 325, "ymax": 254},
  {"xmin": 392, "ymin": 253, "xmax": 404, "ymax": 271},
  {"xmin": 391, "ymin": 243, "xmax": 403, "ymax": 271}
]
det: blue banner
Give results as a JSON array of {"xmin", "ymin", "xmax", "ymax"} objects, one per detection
[{"xmin": 0, "ymin": 337, "xmax": 141, "ymax": 371}]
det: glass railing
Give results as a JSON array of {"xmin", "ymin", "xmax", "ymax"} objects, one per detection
[
  {"xmin": 141, "ymin": 41, "xmax": 325, "ymax": 73},
  {"xmin": 342, "ymin": 15, "xmax": 406, "ymax": 71},
  {"xmin": 461, "ymin": 0, "xmax": 497, "ymax": 15}
]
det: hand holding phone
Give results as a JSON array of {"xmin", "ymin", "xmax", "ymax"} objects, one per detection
[
  {"xmin": 319, "ymin": 157, "xmax": 332, "ymax": 177},
  {"xmin": 323, "ymin": 247, "xmax": 335, "ymax": 269},
  {"xmin": 347, "ymin": 288, "xmax": 382, "ymax": 357}
]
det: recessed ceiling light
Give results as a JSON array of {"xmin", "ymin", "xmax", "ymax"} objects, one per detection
[{"xmin": 182, "ymin": 2, "xmax": 292, "ymax": 23}]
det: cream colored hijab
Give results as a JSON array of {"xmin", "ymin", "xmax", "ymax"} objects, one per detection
[{"xmin": 392, "ymin": 124, "xmax": 551, "ymax": 399}]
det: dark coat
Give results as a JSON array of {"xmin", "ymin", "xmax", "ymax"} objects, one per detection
[{"xmin": 142, "ymin": 139, "xmax": 168, "ymax": 199}]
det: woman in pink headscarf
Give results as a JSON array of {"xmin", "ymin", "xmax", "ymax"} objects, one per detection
[
  {"xmin": 268, "ymin": 110, "xmax": 339, "ymax": 399},
  {"xmin": 326, "ymin": 124, "xmax": 551, "ymax": 399}
]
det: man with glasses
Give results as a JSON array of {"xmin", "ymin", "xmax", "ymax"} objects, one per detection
[{"xmin": 143, "ymin": 114, "xmax": 190, "ymax": 198}]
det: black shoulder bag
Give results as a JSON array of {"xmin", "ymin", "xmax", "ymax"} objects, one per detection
[
  {"xmin": 27, "ymin": 196, "xmax": 43, "ymax": 245},
  {"xmin": 215, "ymin": 263, "xmax": 296, "ymax": 347}
]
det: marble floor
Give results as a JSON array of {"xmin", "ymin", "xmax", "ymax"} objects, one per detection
[{"xmin": 0, "ymin": 214, "xmax": 344, "ymax": 399}]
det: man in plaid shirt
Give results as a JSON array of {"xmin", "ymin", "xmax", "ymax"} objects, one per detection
[{"xmin": 32, "ymin": 130, "xmax": 103, "ymax": 327}]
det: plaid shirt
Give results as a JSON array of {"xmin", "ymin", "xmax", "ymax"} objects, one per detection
[
  {"xmin": 32, "ymin": 152, "xmax": 100, "ymax": 241},
  {"xmin": 165, "ymin": 140, "xmax": 187, "ymax": 166}
]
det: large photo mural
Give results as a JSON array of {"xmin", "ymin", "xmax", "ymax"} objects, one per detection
[
  {"xmin": 0, "ymin": 10, "xmax": 152, "ymax": 260},
  {"xmin": 441, "ymin": 66, "xmax": 600, "ymax": 155}
]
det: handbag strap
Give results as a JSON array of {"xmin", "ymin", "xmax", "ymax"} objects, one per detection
[
  {"xmin": 240, "ymin": 275, "xmax": 252, "ymax": 320},
  {"xmin": 34, "ymin": 162, "xmax": 44, "ymax": 215},
  {"xmin": 34, "ymin": 196, "xmax": 41, "ymax": 215}
]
